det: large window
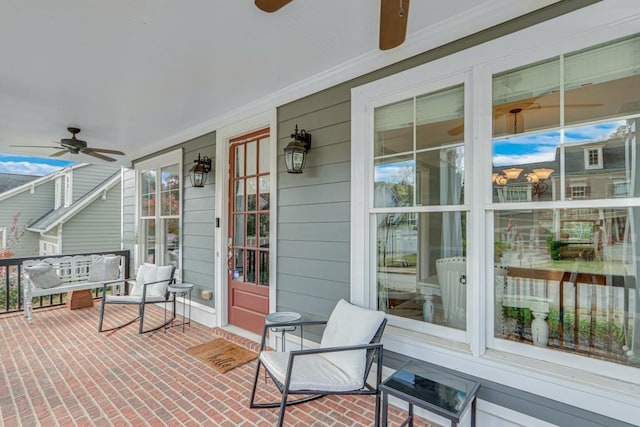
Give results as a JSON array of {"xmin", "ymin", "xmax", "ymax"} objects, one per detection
[
  {"xmin": 373, "ymin": 83, "xmax": 468, "ymax": 332},
  {"xmin": 137, "ymin": 150, "xmax": 182, "ymax": 272},
  {"xmin": 491, "ymin": 35, "xmax": 640, "ymax": 367}
]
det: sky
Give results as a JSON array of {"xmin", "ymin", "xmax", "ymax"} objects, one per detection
[{"xmin": 0, "ymin": 153, "xmax": 74, "ymax": 176}]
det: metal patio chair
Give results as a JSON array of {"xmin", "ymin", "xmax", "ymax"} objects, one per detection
[
  {"xmin": 249, "ymin": 299, "xmax": 387, "ymax": 427},
  {"xmin": 98, "ymin": 263, "xmax": 175, "ymax": 334}
]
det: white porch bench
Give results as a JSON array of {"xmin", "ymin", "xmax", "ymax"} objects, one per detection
[{"xmin": 23, "ymin": 254, "xmax": 125, "ymax": 322}]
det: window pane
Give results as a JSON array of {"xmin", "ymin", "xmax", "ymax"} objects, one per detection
[
  {"xmin": 416, "ymin": 84, "xmax": 464, "ymax": 149},
  {"xmin": 164, "ymin": 218, "xmax": 179, "ymax": 269},
  {"xmin": 247, "ymin": 177, "xmax": 257, "ymax": 211},
  {"xmin": 374, "ymin": 154, "xmax": 414, "ymax": 207},
  {"xmin": 259, "ymin": 176, "xmax": 270, "ymax": 210},
  {"xmin": 141, "ymin": 170, "xmax": 156, "ymax": 217},
  {"xmin": 235, "ymin": 144, "xmax": 244, "ymax": 177},
  {"xmin": 160, "ymin": 164, "xmax": 179, "ymax": 216},
  {"xmin": 259, "ymin": 251, "xmax": 269, "ymax": 286},
  {"xmin": 493, "ymin": 59, "xmax": 561, "ymax": 138},
  {"xmin": 375, "ymin": 98, "xmax": 414, "ymax": 157},
  {"xmin": 376, "ymin": 211, "xmax": 467, "ymax": 330},
  {"xmin": 246, "ymin": 213, "xmax": 256, "ymax": 248},
  {"xmin": 142, "ymin": 219, "xmax": 155, "ymax": 264},
  {"xmin": 494, "ymin": 208, "xmax": 636, "ymax": 366},
  {"xmin": 234, "ymin": 179, "xmax": 245, "ymax": 211},
  {"xmin": 565, "ymin": 36, "xmax": 640, "ymax": 126},
  {"xmin": 416, "ymin": 145, "xmax": 464, "ymax": 206},
  {"xmin": 234, "ymin": 214, "xmax": 244, "ymax": 246}
]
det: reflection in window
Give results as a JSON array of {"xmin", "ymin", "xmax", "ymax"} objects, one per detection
[
  {"xmin": 376, "ymin": 212, "xmax": 467, "ymax": 330},
  {"xmin": 494, "ymin": 208, "xmax": 636, "ymax": 366}
]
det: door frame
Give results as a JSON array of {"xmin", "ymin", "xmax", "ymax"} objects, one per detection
[{"xmin": 215, "ymin": 109, "xmax": 278, "ymax": 329}]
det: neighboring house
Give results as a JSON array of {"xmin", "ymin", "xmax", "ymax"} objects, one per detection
[
  {"xmin": 0, "ymin": 164, "xmax": 121, "ymax": 257},
  {"xmin": 120, "ymin": 4, "xmax": 640, "ymax": 427}
]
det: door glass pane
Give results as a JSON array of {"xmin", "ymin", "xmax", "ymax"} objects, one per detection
[
  {"xmin": 160, "ymin": 164, "xmax": 179, "ymax": 216},
  {"xmin": 259, "ymin": 176, "xmax": 270, "ymax": 210},
  {"xmin": 259, "ymin": 251, "xmax": 269, "ymax": 286},
  {"xmin": 233, "ymin": 248, "xmax": 244, "ymax": 281},
  {"xmin": 234, "ymin": 214, "xmax": 244, "ymax": 246},
  {"xmin": 234, "ymin": 179, "xmax": 245, "ymax": 211},
  {"xmin": 259, "ymin": 214, "xmax": 269, "ymax": 247},
  {"xmin": 246, "ymin": 213, "xmax": 256, "ymax": 248},
  {"xmin": 246, "ymin": 249, "xmax": 256, "ymax": 284},
  {"xmin": 374, "ymin": 154, "xmax": 414, "ymax": 207},
  {"xmin": 376, "ymin": 211, "xmax": 467, "ymax": 330},
  {"xmin": 247, "ymin": 141, "xmax": 257, "ymax": 176},
  {"xmin": 141, "ymin": 170, "xmax": 156, "ymax": 217},
  {"xmin": 259, "ymin": 137, "xmax": 270, "ymax": 174},
  {"xmin": 235, "ymin": 144, "xmax": 244, "ymax": 177},
  {"xmin": 247, "ymin": 177, "xmax": 257, "ymax": 211}
]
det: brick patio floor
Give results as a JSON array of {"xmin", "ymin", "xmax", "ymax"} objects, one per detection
[{"xmin": 0, "ymin": 304, "xmax": 435, "ymax": 426}]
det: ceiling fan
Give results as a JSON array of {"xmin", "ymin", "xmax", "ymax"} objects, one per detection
[
  {"xmin": 10, "ymin": 127, "xmax": 125, "ymax": 162},
  {"xmin": 254, "ymin": 0, "xmax": 410, "ymax": 50}
]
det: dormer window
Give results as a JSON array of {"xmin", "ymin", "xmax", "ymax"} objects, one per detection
[{"xmin": 584, "ymin": 146, "xmax": 603, "ymax": 170}]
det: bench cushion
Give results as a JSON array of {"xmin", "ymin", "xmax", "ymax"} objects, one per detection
[
  {"xmin": 24, "ymin": 262, "xmax": 62, "ymax": 289},
  {"xmin": 88, "ymin": 255, "xmax": 121, "ymax": 282}
]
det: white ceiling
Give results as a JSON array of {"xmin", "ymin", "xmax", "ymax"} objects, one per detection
[{"xmin": 0, "ymin": 0, "xmax": 561, "ymax": 166}]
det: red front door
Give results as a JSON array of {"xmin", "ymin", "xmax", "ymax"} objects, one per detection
[{"xmin": 227, "ymin": 128, "xmax": 271, "ymax": 334}]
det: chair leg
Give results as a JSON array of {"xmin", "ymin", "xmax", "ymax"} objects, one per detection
[
  {"xmin": 98, "ymin": 298, "xmax": 106, "ymax": 332},
  {"xmin": 249, "ymin": 358, "xmax": 263, "ymax": 408},
  {"xmin": 138, "ymin": 302, "xmax": 145, "ymax": 334},
  {"xmin": 374, "ymin": 392, "xmax": 381, "ymax": 427},
  {"xmin": 278, "ymin": 389, "xmax": 288, "ymax": 427}
]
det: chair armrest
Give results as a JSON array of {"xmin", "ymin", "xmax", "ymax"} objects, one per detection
[
  {"xmin": 259, "ymin": 319, "xmax": 328, "ymax": 351},
  {"xmin": 288, "ymin": 342, "xmax": 383, "ymax": 358}
]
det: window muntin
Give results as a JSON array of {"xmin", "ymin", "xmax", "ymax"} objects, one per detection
[{"xmin": 373, "ymin": 83, "xmax": 467, "ymax": 331}]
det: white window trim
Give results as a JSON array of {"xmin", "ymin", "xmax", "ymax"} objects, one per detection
[
  {"xmin": 134, "ymin": 148, "xmax": 183, "ymax": 275},
  {"xmin": 64, "ymin": 171, "xmax": 72, "ymax": 207},
  {"xmin": 351, "ymin": 2, "xmax": 640, "ymax": 424},
  {"xmin": 54, "ymin": 177, "xmax": 62, "ymax": 209}
]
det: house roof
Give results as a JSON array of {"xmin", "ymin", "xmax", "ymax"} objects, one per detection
[
  {"xmin": 0, "ymin": 173, "xmax": 39, "ymax": 194},
  {"xmin": 27, "ymin": 171, "xmax": 121, "ymax": 233}
]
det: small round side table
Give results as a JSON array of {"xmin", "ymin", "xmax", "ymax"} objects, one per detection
[{"xmin": 166, "ymin": 283, "xmax": 194, "ymax": 332}]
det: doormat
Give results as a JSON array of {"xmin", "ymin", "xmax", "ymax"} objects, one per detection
[{"xmin": 186, "ymin": 338, "xmax": 258, "ymax": 373}]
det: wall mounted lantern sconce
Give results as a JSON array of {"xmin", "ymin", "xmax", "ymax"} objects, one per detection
[
  {"xmin": 493, "ymin": 167, "xmax": 554, "ymax": 195},
  {"xmin": 283, "ymin": 125, "xmax": 312, "ymax": 174},
  {"xmin": 190, "ymin": 153, "xmax": 212, "ymax": 188}
]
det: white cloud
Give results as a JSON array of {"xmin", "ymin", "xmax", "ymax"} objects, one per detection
[{"xmin": 0, "ymin": 161, "xmax": 65, "ymax": 176}]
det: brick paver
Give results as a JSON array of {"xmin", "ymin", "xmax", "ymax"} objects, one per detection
[{"xmin": 0, "ymin": 305, "xmax": 436, "ymax": 426}]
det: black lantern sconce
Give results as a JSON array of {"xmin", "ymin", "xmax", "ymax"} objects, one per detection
[
  {"xmin": 189, "ymin": 153, "xmax": 212, "ymax": 188},
  {"xmin": 283, "ymin": 125, "xmax": 312, "ymax": 174}
]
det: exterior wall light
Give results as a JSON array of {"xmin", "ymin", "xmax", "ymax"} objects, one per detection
[
  {"xmin": 190, "ymin": 153, "xmax": 212, "ymax": 187},
  {"xmin": 283, "ymin": 125, "xmax": 312, "ymax": 174}
]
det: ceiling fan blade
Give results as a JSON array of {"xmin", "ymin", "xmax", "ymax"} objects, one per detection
[
  {"xmin": 50, "ymin": 150, "xmax": 69, "ymax": 157},
  {"xmin": 83, "ymin": 150, "xmax": 117, "ymax": 162},
  {"xmin": 84, "ymin": 147, "xmax": 125, "ymax": 156},
  {"xmin": 447, "ymin": 124, "xmax": 464, "ymax": 136},
  {"xmin": 380, "ymin": 0, "xmax": 410, "ymax": 50},
  {"xmin": 9, "ymin": 145, "xmax": 60, "ymax": 149},
  {"xmin": 255, "ymin": 0, "xmax": 293, "ymax": 13}
]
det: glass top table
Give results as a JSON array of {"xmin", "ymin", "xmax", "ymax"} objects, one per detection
[{"xmin": 379, "ymin": 360, "xmax": 480, "ymax": 427}]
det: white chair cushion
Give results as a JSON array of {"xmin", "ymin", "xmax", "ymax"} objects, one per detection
[
  {"xmin": 24, "ymin": 262, "xmax": 62, "ymax": 289},
  {"xmin": 319, "ymin": 299, "xmax": 385, "ymax": 386},
  {"xmin": 131, "ymin": 264, "xmax": 173, "ymax": 297},
  {"xmin": 105, "ymin": 295, "xmax": 166, "ymax": 304},
  {"xmin": 260, "ymin": 352, "xmax": 362, "ymax": 392}
]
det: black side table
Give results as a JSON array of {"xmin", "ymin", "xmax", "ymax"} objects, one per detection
[
  {"xmin": 166, "ymin": 283, "xmax": 194, "ymax": 332},
  {"xmin": 380, "ymin": 360, "xmax": 480, "ymax": 427}
]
